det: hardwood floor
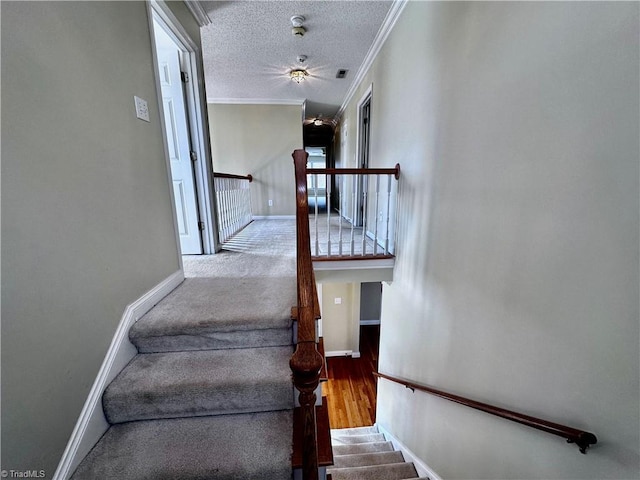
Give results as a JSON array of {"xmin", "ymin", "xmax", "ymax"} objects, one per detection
[{"xmin": 322, "ymin": 325, "xmax": 380, "ymax": 429}]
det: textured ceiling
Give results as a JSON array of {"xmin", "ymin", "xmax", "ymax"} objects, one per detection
[{"xmin": 200, "ymin": 1, "xmax": 393, "ymax": 123}]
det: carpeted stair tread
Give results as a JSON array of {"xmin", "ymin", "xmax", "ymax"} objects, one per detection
[
  {"xmin": 71, "ymin": 410, "xmax": 293, "ymax": 480},
  {"xmin": 129, "ymin": 277, "xmax": 295, "ymax": 352},
  {"xmin": 331, "ymin": 432, "xmax": 386, "ymax": 445},
  {"xmin": 103, "ymin": 346, "xmax": 293, "ymax": 424},
  {"xmin": 333, "ymin": 451, "xmax": 405, "ymax": 468},
  {"xmin": 327, "ymin": 462, "xmax": 419, "ymax": 480},
  {"xmin": 332, "ymin": 441, "xmax": 395, "ymax": 455},
  {"xmin": 331, "ymin": 426, "xmax": 379, "ymax": 436}
]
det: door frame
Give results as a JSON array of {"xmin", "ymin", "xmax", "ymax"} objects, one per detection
[
  {"xmin": 147, "ymin": 0, "xmax": 220, "ymax": 257},
  {"xmin": 355, "ymin": 84, "xmax": 373, "ymax": 226}
]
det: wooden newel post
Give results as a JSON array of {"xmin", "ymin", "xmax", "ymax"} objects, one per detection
[
  {"xmin": 291, "ymin": 149, "xmax": 323, "ymax": 480},
  {"xmin": 290, "ymin": 339, "xmax": 323, "ymax": 480}
]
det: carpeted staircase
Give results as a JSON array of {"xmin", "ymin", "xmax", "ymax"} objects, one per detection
[
  {"xmin": 71, "ymin": 275, "xmax": 297, "ymax": 479},
  {"xmin": 328, "ymin": 426, "xmax": 429, "ymax": 480}
]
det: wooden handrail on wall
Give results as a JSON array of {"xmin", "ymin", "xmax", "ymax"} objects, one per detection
[
  {"xmin": 290, "ymin": 149, "xmax": 324, "ymax": 480},
  {"xmin": 213, "ymin": 171, "xmax": 253, "ymax": 182},
  {"xmin": 374, "ymin": 372, "xmax": 598, "ymax": 454}
]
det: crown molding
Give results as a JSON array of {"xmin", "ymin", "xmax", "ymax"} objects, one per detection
[
  {"xmin": 207, "ymin": 98, "xmax": 306, "ymax": 106},
  {"xmin": 333, "ymin": 0, "xmax": 408, "ymax": 123},
  {"xmin": 184, "ymin": 0, "xmax": 212, "ymax": 27}
]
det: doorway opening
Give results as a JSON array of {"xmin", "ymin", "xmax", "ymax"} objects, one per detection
[
  {"xmin": 152, "ymin": 21, "xmax": 202, "ymax": 254},
  {"xmin": 306, "ymin": 146, "xmax": 327, "ymax": 214},
  {"xmin": 355, "ymin": 86, "xmax": 372, "ymax": 226},
  {"xmin": 324, "ymin": 324, "xmax": 379, "ymax": 429},
  {"xmin": 320, "ymin": 281, "xmax": 383, "ymax": 429},
  {"xmin": 148, "ymin": 3, "xmax": 218, "ymax": 256}
]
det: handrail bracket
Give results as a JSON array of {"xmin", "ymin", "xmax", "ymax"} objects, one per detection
[{"xmin": 568, "ymin": 432, "xmax": 598, "ymax": 454}]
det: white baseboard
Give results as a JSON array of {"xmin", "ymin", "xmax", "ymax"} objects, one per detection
[
  {"xmin": 325, "ymin": 350, "xmax": 360, "ymax": 358},
  {"xmin": 360, "ymin": 319, "xmax": 381, "ymax": 326},
  {"xmin": 251, "ymin": 215, "xmax": 295, "ymax": 220},
  {"xmin": 376, "ymin": 424, "xmax": 442, "ymax": 480},
  {"xmin": 53, "ymin": 270, "xmax": 184, "ymax": 480}
]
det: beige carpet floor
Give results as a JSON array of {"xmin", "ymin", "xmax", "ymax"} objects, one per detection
[{"xmin": 183, "ymin": 216, "xmax": 382, "ymax": 277}]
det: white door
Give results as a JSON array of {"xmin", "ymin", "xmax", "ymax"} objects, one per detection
[{"xmin": 153, "ymin": 21, "xmax": 202, "ymax": 254}]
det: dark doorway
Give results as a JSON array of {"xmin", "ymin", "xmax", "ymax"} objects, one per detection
[{"xmin": 356, "ymin": 94, "xmax": 371, "ymax": 226}]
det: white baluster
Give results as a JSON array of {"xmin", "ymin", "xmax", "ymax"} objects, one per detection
[
  {"xmin": 385, "ymin": 175, "xmax": 392, "ymax": 255},
  {"xmin": 326, "ymin": 174, "xmax": 331, "ymax": 257},
  {"xmin": 350, "ymin": 174, "xmax": 356, "ymax": 256},
  {"xmin": 314, "ymin": 174, "xmax": 319, "ymax": 256},
  {"xmin": 374, "ymin": 175, "xmax": 380, "ymax": 255},
  {"xmin": 361, "ymin": 175, "xmax": 369, "ymax": 256},
  {"xmin": 338, "ymin": 175, "xmax": 343, "ymax": 257}
]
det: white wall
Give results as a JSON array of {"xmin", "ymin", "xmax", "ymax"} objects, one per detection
[
  {"xmin": 207, "ymin": 103, "xmax": 303, "ymax": 216},
  {"xmin": 2, "ymin": 2, "xmax": 181, "ymax": 477},
  {"xmin": 340, "ymin": 2, "xmax": 639, "ymax": 478}
]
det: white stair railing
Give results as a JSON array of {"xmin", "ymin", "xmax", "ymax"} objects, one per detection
[
  {"xmin": 213, "ymin": 172, "xmax": 253, "ymax": 244},
  {"xmin": 306, "ymin": 165, "xmax": 400, "ymax": 259}
]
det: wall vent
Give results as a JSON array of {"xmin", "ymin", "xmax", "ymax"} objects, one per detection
[{"xmin": 336, "ymin": 69, "xmax": 348, "ymax": 79}]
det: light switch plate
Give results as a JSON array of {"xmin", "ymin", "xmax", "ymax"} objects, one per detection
[
  {"xmin": 334, "ymin": 297, "xmax": 342, "ymax": 305},
  {"xmin": 134, "ymin": 96, "xmax": 150, "ymax": 122}
]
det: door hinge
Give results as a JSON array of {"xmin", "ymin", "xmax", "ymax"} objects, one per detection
[
  {"xmin": 198, "ymin": 221, "xmax": 205, "ymax": 231},
  {"xmin": 181, "ymin": 71, "xmax": 189, "ymax": 83},
  {"xmin": 190, "ymin": 150, "xmax": 198, "ymax": 162}
]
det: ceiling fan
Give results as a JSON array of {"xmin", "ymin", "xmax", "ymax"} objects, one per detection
[{"xmin": 303, "ymin": 114, "xmax": 329, "ymax": 127}]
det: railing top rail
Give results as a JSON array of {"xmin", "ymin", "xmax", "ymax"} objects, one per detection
[
  {"xmin": 307, "ymin": 164, "xmax": 400, "ymax": 180},
  {"xmin": 213, "ymin": 171, "xmax": 253, "ymax": 182},
  {"xmin": 374, "ymin": 371, "xmax": 597, "ymax": 454}
]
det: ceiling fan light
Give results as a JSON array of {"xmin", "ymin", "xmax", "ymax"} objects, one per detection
[{"xmin": 290, "ymin": 69, "xmax": 307, "ymax": 84}]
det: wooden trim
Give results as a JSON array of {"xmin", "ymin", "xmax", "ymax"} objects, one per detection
[
  {"xmin": 316, "ymin": 397, "xmax": 334, "ymax": 468},
  {"xmin": 374, "ymin": 372, "xmax": 598, "ymax": 454},
  {"xmin": 213, "ymin": 172, "xmax": 253, "ymax": 182},
  {"xmin": 293, "ymin": 397, "xmax": 334, "ymax": 469}
]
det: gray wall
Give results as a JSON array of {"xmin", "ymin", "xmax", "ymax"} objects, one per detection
[
  {"xmin": 2, "ymin": 2, "xmax": 181, "ymax": 476},
  {"xmin": 207, "ymin": 103, "xmax": 303, "ymax": 216},
  {"xmin": 360, "ymin": 282, "xmax": 382, "ymax": 322},
  {"xmin": 339, "ymin": 2, "xmax": 639, "ymax": 478}
]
